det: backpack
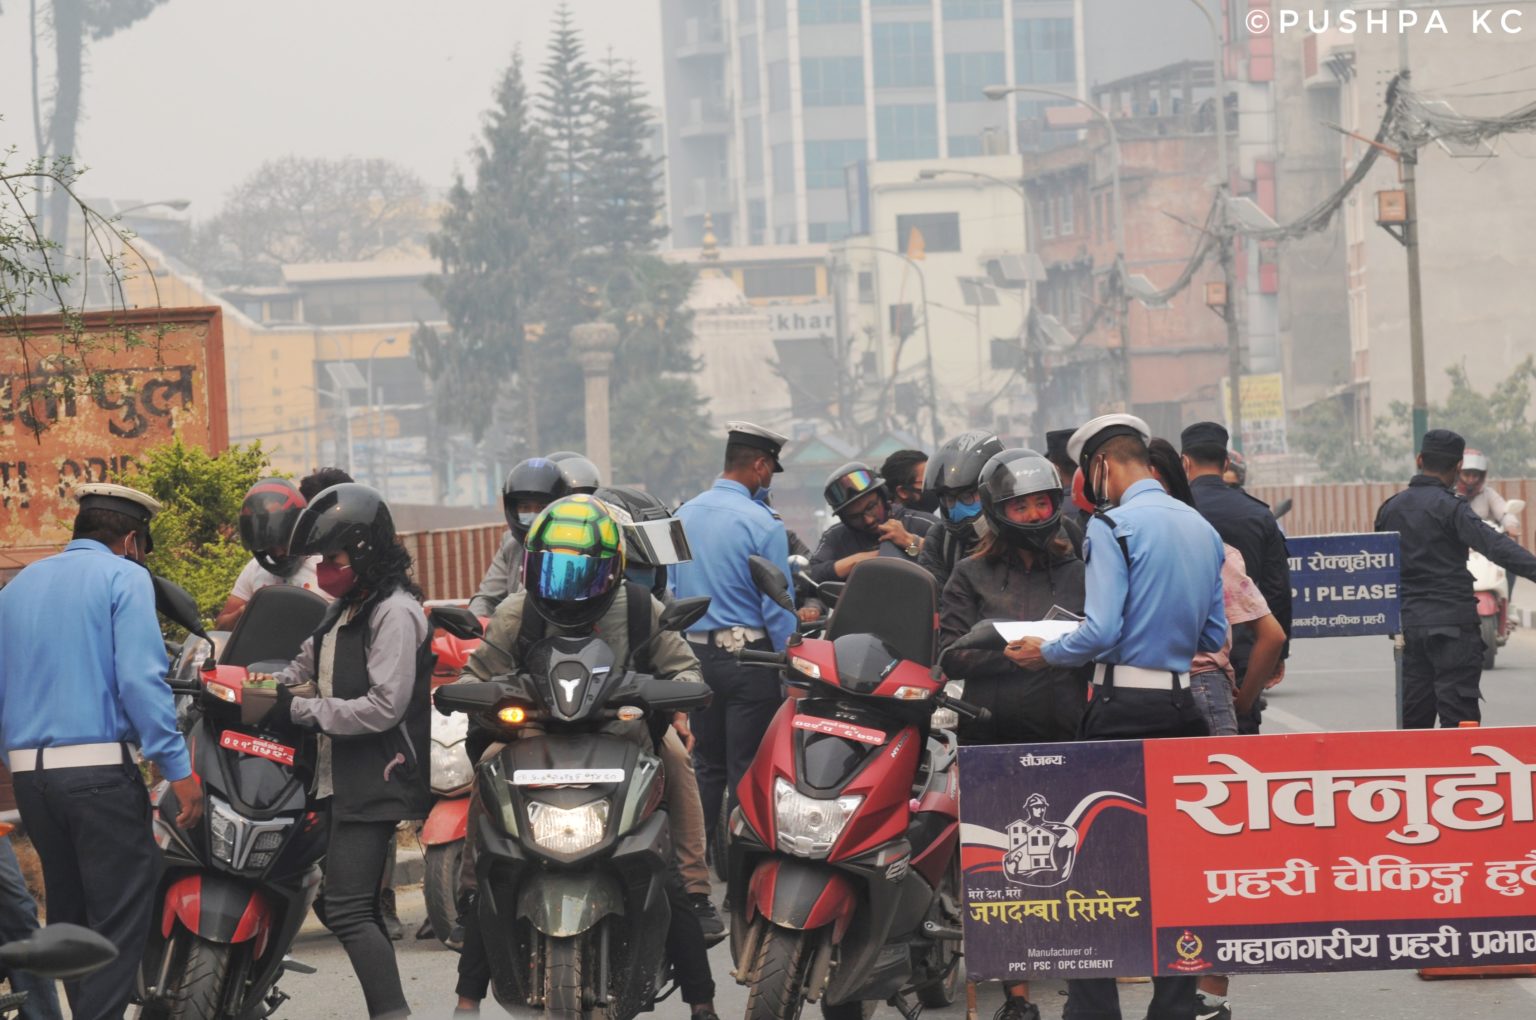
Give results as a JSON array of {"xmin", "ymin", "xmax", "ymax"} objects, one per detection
[{"xmin": 512, "ymin": 580, "xmax": 656, "ymax": 673}]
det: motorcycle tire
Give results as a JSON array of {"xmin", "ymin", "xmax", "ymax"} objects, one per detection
[
  {"xmin": 544, "ymin": 936, "xmax": 585, "ymax": 1020},
  {"xmin": 424, "ymin": 841, "xmax": 465, "ymax": 950},
  {"xmin": 166, "ymin": 936, "xmax": 234, "ymax": 1019},
  {"xmin": 1481, "ymin": 616, "xmax": 1499, "ymax": 670},
  {"xmin": 916, "ymin": 857, "xmax": 965, "ymax": 1008},
  {"xmin": 746, "ymin": 925, "xmax": 812, "ymax": 1020}
]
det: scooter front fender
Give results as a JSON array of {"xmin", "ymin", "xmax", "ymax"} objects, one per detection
[
  {"xmin": 421, "ymin": 795, "xmax": 470, "ymax": 846},
  {"xmin": 516, "ymin": 870, "xmax": 625, "ymax": 938},
  {"xmin": 749, "ymin": 857, "xmax": 857, "ymax": 942},
  {"xmin": 161, "ymin": 873, "xmax": 275, "ymax": 958}
]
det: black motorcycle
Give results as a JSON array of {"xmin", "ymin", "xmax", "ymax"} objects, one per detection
[
  {"xmin": 139, "ymin": 581, "xmax": 329, "ymax": 1019},
  {"xmin": 432, "ymin": 598, "xmax": 713, "ymax": 1020}
]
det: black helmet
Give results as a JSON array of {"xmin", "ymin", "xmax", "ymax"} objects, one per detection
[
  {"xmin": 239, "ymin": 478, "xmax": 308, "ymax": 578},
  {"xmin": 548, "ymin": 451, "xmax": 603, "ymax": 494},
  {"xmin": 503, "ymin": 457, "xmax": 568, "ymax": 543},
  {"xmin": 979, "ymin": 449, "xmax": 1064, "ymax": 552},
  {"xmin": 823, "ymin": 462, "xmax": 885, "ymax": 516},
  {"xmin": 930, "ymin": 431, "xmax": 1005, "ymax": 495},
  {"xmin": 290, "ymin": 483, "xmax": 397, "ymax": 578},
  {"xmin": 522, "ymin": 495, "xmax": 626, "ymax": 629}
]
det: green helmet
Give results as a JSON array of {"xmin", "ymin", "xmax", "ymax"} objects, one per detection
[{"xmin": 522, "ymin": 495, "xmax": 627, "ymax": 629}]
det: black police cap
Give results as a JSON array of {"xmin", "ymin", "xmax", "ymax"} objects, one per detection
[
  {"xmin": 1420, "ymin": 429, "xmax": 1465, "ymax": 461},
  {"xmin": 1180, "ymin": 421, "xmax": 1230, "ymax": 454}
]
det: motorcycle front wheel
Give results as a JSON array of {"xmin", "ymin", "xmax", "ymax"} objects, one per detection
[
  {"xmin": 746, "ymin": 925, "xmax": 813, "ymax": 1020},
  {"xmin": 424, "ymin": 841, "xmax": 465, "ymax": 949},
  {"xmin": 544, "ymin": 936, "xmax": 586, "ymax": 1020},
  {"xmin": 1481, "ymin": 615, "xmax": 1500, "ymax": 670},
  {"xmin": 162, "ymin": 935, "xmax": 238, "ymax": 1019}
]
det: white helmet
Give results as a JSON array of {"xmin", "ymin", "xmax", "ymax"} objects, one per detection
[{"xmin": 1463, "ymin": 450, "xmax": 1489, "ymax": 474}]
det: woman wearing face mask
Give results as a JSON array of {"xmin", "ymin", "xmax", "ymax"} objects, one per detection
[
  {"xmin": 255, "ymin": 483, "xmax": 431, "ymax": 1019},
  {"xmin": 937, "ymin": 449, "xmax": 1091, "ymax": 1020}
]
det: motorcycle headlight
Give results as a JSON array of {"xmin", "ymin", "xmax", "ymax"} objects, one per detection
[
  {"xmin": 774, "ymin": 777, "xmax": 862, "ymax": 858},
  {"xmin": 526, "ymin": 800, "xmax": 609, "ymax": 855},
  {"xmin": 209, "ymin": 797, "xmax": 242, "ymax": 866},
  {"xmin": 431, "ymin": 741, "xmax": 475, "ymax": 794}
]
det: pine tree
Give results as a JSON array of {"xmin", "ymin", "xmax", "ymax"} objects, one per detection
[
  {"xmin": 419, "ymin": 54, "xmax": 565, "ymax": 442},
  {"xmin": 580, "ymin": 59, "xmax": 667, "ymax": 258},
  {"xmin": 538, "ymin": 2, "xmax": 597, "ymax": 231}
]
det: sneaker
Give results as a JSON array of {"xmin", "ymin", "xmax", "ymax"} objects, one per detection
[
  {"xmin": 993, "ymin": 997, "xmax": 1040, "ymax": 1020},
  {"xmin": 691, "ymin": 893, "xmax": 726, "ymax": 944},
  {"xmin": 1196, "ymin": 991, "xmax": 1231, "ymax": 1020}
]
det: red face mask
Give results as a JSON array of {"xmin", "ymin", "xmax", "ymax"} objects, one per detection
[{"xmin": 316, "ymin": 561, "xmax": 357, "ymax": 598}]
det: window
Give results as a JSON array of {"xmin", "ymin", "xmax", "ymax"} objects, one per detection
[
  {"xmin": 1015, "ymin": 17, "xmax": 1075, "ymax": 85},
  {"xmin": 742, "ymin": 265, "xmax": 819, "ymax": 298},
  {"xmin": 1040, "ymin": 194, "xmax": 1055, "ymax": 239},
  {"xmin": 772, "ymin": 143, "xmax": 796, "ymax": 194},
  {"xmin": 948, "ymin": 133, "xmax": 984, "ymax": 156},
  {"xmin": 896, "ymin": 211, "xmax": 961, "ymax": 253},
  {"xmin": 802, "ymin": 57, "xmax": 864, "ymax": 106},
  {"xmin": 889, "ymin": 302, "xmax": 916, "ymax": 336},
  {"xmin": 875, "ymin": 104, "xmax": 939, "ymax": 159},
  {"xmin": 858, "ymin": 271, "xmax": 874, "ymax": 301},
  {"xmin": 769, "ymin": 61, "xmax": 791, "ymax": 112},
  {"xmin": 872, "ymin": 0, "xmax": 925, "ymax": 5},
  {"xmin": 740, "ymin": 36, "xmax": 760, "ymax": 101},
  {"xmin": 800, "ymin": 0, "xmax": 860, "ymax": 22},
  {"xmin": 739, "ymin": 0, "xmax": 756, "ymax": 20},
  {"xmin": 808, "ymin": 222, "xmax": 851, "ymax": 242},
  {"xmin": 1060, "ymin": 191, "xmax": 1075, "ymax": 235},
  {"xmin": 805, "ymin": 139, "xmax": 866, "ymax": 189},
  {"xmin": 873, "ymin": 22, "xmax": 934, "ymax": 88},
  {"xmin": 764, "ymin": 0, "xmax": 786, "ymax": 29},
  {"xmin": 745, "ymin": 116, "xmax": 763, "ymax": 182},
  {"xmin": 944, "ymin": 51, "xmax": 1005, "ymax": 102},
  {"xmin": 943, "ymin": 0, "xmax": 1003, "ymax": 16}
]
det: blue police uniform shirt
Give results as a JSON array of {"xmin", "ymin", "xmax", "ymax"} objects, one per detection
[
  {"xmin": 1042, "ymin": 479, "xmax": 1227, "ymax": 672},
  {"xmin": 672, "ymin": 478, "xmax": 797, "ymax": 650},
  {"xmin": 0, "ymin": 539, "xmax": 191, "ymax": 780}
]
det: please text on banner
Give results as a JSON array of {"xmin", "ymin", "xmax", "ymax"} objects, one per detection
[{"xmin": 1285, "ymin": 533, "xmax": 1400, "ymax": 638}]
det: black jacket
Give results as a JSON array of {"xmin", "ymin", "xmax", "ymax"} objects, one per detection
[
  {"xmin": 938, "ymin": 544, "xmax": 1090, "ymax": 744},
  {"xmin": 1375, "ymin": 474, "xmax": 1536, "ymax": 629},
  {"xmin": 1191, "ymin": 475, "xmax": 1292, "ymax": 665},
  {"xmin": 918, "ymin": 519, "xmax": 982, "ymax": 591},
  {"xmin": 807, "ymin": 507, "xmax": 936, "ymax": 583}
]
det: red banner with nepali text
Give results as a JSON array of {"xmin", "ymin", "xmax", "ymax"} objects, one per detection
[{"xmin": 957, "ymin": 728, "xmax": 1536, "ymax": 979}]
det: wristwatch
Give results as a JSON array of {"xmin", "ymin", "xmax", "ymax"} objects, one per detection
[{"xmin": 905, "ymin": 536, "xmax": 922, "ymax": 558}]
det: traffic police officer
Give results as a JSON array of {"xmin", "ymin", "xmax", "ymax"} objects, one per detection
[
  {"xmin": 0, "ymin": 483, "xmax": 204, "ymax": 1020},
  {"xmin": 1012, "ymin": 415, "xmax": 1225, "ymax": 1020},
  {"xmin": 672, "ymin": 422, "xmax": 797, "ymax": 853},
  {"xmin": 1181, "ymin": 421, "xmax": 1292, "ymax": 733},
  {"xmin": 1375, "ymin": 428, "xmax": 1536, "ymax": 728}
]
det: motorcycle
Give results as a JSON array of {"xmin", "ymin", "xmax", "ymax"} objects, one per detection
[
  {"xmin": 139, "ymin": 580, "xmax": 330, "ymax": 1020},
  {"xmin": 420, "ymin": 600, "xmax": 485, "ymax": 949},
  {"xmin": 431, "ymin": 596, "xmax": 715, "ymax": 1019},
  {"xmin": 1470, "ymin": 498, "xmax": 1526, "ymax": 670},
  {"xmin": 727, "ymin": 555, "xmax": 987, "ymax": 1020}
]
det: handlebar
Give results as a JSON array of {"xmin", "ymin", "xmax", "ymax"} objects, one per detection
[
  {"xmin": 736, "ymin": 649, "xmax": 789, "ymax": 667},
  {"xmin": 936, "ymin": 691, "xmax": 991, "ymax": 724}
]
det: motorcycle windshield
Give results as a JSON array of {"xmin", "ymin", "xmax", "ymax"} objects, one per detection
[{"xmin": 831, "ymin": 633, "xmax": 903, "ymax": 695}]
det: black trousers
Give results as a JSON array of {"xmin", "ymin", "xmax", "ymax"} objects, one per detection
[
  {"xmin": 319, "ymin": 812, "xmax": 408, "ymax": 1018},
  {"xmin": 690, "ymin": 639, "xmax": 784, "ymax": 843},
  {"xmin": 13, "ymin": 760, "xmax": 159, "ymax": 1020},
  {"xmin": 1401, "ymin": 625, "xmax": 1484, "ymax": 729},
  {"xmin": 1068, "ymin": 680, "xmax": 1203, "ymax": 1020}
]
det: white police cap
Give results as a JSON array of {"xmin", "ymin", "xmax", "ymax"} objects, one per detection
[{"xmin": 1067, "ymin": 414, "xmax": 1152, "ymax": 467}]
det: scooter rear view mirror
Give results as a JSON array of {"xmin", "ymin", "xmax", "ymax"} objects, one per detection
[
  {"xmin": 430, "ymin": 605, "xmax": 485, "ymax": 641},
  {"xmin": 748, "ymin": 555, "xmax": 795, "ymax": 614},
  {"xmin": 0, "ymin": 923, "xmax": 118, "ymax": 980},
  {"xmin": 657, "ymin": 596, "xmax": 711, "ymax": 634},
  {"xmin": 152, "ymin": 574, "xmax": 209, "ymax": 640}
]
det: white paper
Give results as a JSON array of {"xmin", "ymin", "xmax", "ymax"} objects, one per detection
[{"xmin": 993, "ymin": 620, "xmax": 1081, "ymax": 643}]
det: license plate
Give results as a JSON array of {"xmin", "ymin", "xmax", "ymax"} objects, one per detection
[
  {"xmin": 220, "ymin": 731, "xmax": 296, "ymax": 767},
  {"xmin": 511, "ymin": 768, "xmax": 625, "ymax": 786},
  {"xmin": 793, "ymin": 716, "xmax": 886, "ymax": 745}
]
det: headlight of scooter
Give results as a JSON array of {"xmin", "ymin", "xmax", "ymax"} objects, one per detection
[
  {"xmin": 431, "ymin": 742, "xmax": 474, "ymax": 794},
  {"xmin": 774, "ymin": 777, "xmax": 862, "ymax": 858},
  {"xmin": 526, "ymin": 800, "xmax": 610, "ymax": 855},
  {"xmin": 208, "ymin": 797, "xmax": 242, "ymax": 866}
]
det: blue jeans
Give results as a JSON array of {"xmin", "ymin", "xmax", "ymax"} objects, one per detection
[
  {"xmin": 0, "ymin": 835, "xmax": 65, "ymax": 1020},
  {"xmin": 1190, "ymin": 671, "xmax": 1240, "ymax": 737}
]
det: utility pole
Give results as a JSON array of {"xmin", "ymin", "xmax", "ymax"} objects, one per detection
[{"xmin": 1399, "ymin": 8, "xmax": 1429, "ymax": 448}]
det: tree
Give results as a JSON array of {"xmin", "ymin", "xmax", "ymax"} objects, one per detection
[
  {"xmin": 579, "ymin": 59, "xmax": 666, "ymax": 258},
  {"xmin": 119, "ymin": 437, "xmax": 271, "ymax": 625},
  {"xmin": 418, "ymin": 54, "xmax": 567, "ymax": 442},
  {"xmin": 538, "ymin": 2, "xmax": 597, "ymax": 229},
  {"xmin": 186, "ymin": 157, "xmax": 432, "ymax": 285}
]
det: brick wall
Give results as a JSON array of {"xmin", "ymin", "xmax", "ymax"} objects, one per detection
[{"xmin": 399, "ymin": 523, "xmax": 505, "ymax": 602}]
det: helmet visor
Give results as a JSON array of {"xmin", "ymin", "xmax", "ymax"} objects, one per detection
[
  {"xmin": 826, "ymin": 468, "xmax": 881, "ymax": 513},
  {"xmin": 528, "ymin": 549, "xmax": 622, "ymax": 605}
]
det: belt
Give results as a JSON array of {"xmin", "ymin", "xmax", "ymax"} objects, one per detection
[
  {"xmin": 687, "ymin": 627, "xmax": 768, "ymax": 650},
  {"xmin": 1093, "ymin": 664, "xmax": 1189, "ymax": 691},
  {"xmin": 7, "ymin": 742, "xmax": 137, "ymax": 773}
]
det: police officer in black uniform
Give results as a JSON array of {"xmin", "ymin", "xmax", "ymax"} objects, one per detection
[
  {"xmin": 1375, "ymin": 429, "xmax": 1536, "ymax": 729},
  {"xmin": 1181, "ymin": 422, "xmax": 1292, "ymax": 734}
]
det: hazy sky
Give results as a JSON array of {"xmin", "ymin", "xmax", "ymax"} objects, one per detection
[{"xmin": 0, "ymin": 0, "xmax": 663, "ymax": 215}]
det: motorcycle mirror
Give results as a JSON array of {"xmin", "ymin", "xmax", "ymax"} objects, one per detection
[
  {"xmin": 430, "ymin": 605, "xmax": 485, "ymax": 641},
  {"xmin": 434, "ymin": 682, "xmax": 510, "ymax": 713},
  {"xmin": 1273, "ymin": 498, "xmax": 1294, "ymax": 520},
  {"xmin": 657, "ymin": 596, "xmax": 711, "ymax": 634},
  {"xmin": 0, "ymin": 923, "xmax": 118, "ymax": 980},
  {"xmin": 748, "ymin": 555, "xmax": 795, "ymax": 614},
  {"xmin": 1509, "ymin": 499, "xmax": 1527, "ymax": 517},
  {"xmin": 152, "ymin": 575, "xmax": 209, "ymax": 640}
]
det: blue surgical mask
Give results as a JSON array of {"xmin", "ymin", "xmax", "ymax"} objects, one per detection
[
  {"xmin": 752, "ymin": 484, "xmax": 772, "ymax": 503},
  {"xmin": 518, "ymin": 512, "xmax": 538, "ymax": 529},
  {"xmin": 627, "ymin": 567, "xmax": 658, "ymax": 590},
  {"xmin": 947, "ymin": 499, "xmax": 983, "ymax": 524}
]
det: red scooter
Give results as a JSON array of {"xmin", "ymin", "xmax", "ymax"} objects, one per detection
[
  {"xmin": 727, "ymin": 557, "xmax": 986, "ymax": 1020},
  {"xmin": 419, "ymin": 601, "xmax": 486, "ymax": 949}
]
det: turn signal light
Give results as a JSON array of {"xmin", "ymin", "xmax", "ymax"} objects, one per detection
[
  {"xmin": 207, "ymin": 682, "xmax": 239, "ymax": 703},
  {"xmin": 498, "ymin": 706, "xmax": 528, "ymax": 725},
  {"xmin": 891, "ymin": 686, "xmax": 932, "ymax": 701},
  {"xmin": 616, "ymin": 706, "xmax": 645, "ymax": 722}
]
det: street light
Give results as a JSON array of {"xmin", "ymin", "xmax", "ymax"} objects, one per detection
[
  {"xmin": 984, "ymin": 82, "xmax": 1133, "ymax": 413},
  {"xmin": 114, "ymin": 199, "xmax": 192, "ymax": 216},
  {"xmin": 366, "ymin": 336, "xmax": 399, "ymax": 497}
]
